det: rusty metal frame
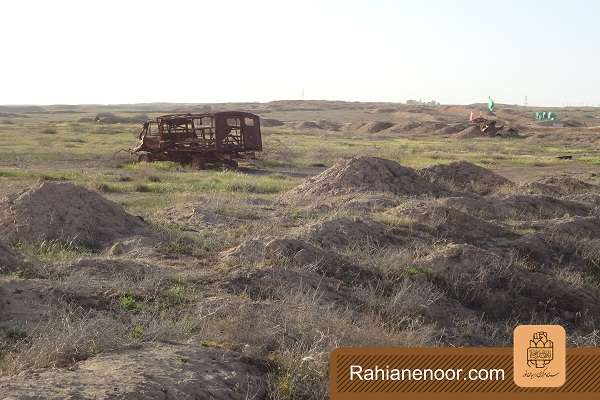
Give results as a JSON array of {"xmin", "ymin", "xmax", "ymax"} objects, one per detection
[{"xmin": 133, "ymin": 111, "xmax": 262, "ymax": 166}]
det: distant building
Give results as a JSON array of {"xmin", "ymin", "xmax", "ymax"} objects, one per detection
[{"xmin": 406, "ymin": 99, "xmax": 440, "ymax": 106}]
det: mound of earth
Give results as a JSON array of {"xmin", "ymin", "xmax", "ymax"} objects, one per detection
[
  {"xmin": 390, "ymin": 121, "xmax": 448, "ymax": 135},
  {"xmin": 223, "ymin": 237, "xmax": 373, "ymax": 283},
  {"xmin": 511, "ymin": 233, "xmax": 557, "ymax": 266},
  {"xmin": 0, "ymin": 239, "xmax": 22, "ymax": 273},
  {"xmin": 562, "ymin": 119, "xmax": 586, "ymax": 128},
  {"xmin": 0, "ymin": 182, "xmax": 148, "ymax": 246},
  {"xmin": 498, "ymin": 126, "xmax": 520, "ymax": 137},
  {"xmin": 0, "ymin": 343, "xmax": 266, "ymax": 400},
  {"xmin": 356, "ymin": 121, "xmax": 395, "ymax": 133},
  {"xmin": 419, "ymin": 243, "xmax": 600, "ymax": 321},
  {"xmin": 303, "ymin": 193, "xmax": 402, "ymax": 213},
  {"xmin": 516, "ymin": 176, "xmax": 598, "ymax": 197},
  {"xmin": 419, "ymin": 161, "xmax": 512, "ymax": 194},
  {"xmin": 334, "ymin": 193, "xmax": 401, "ymax": 211},
  {"xmin": 567, "ymin": 193, "xmax": 600, "ymax": 206},
  {"xmin": 418, "ymin": 244, "xmax": 514, "ymax": 316},
  {"xmin": 373, "ymin": 108, "xmax": 398, "ymax": 113},
  {"xmin": 260, "ymin": 117, "xmax": 284, "ymax": 127},
  {"xmin": 52, "ymin": 258, "xmax": 169, "ymax": 299},
  {"xmin": 510, "ymin": 216, "xmax": 600, "ymax": 265},
  {"xmin": 294, "ymin": 121, "xmax": 323, "ymax": 130},
  {"xmin": 438, "ymin": 196, "xmax": 501, "ymax": 220},
  {"xmin": 385, "ymin": 121, "xmax": 422, "ymax": 133},
  {"xmin": 497, "ymin": 195, "xmax": 592, "ymax": 220},
  {"xmin": 296, "ymin": 217, "xmax": 400, "ymax": 249},
  {"xmin": 155, "ymin": 202, "xmax": 230, "ymax": 230},
  {"xmin": 315, "ymin": 120, "xmax": 342, "ymax": 131},
  {"xmin": 0, "ymin": 277, "xmax": 60, "ymax": 332},
  {"xmin": 440, "ymin": 195, "xmax": 591, "ymax": 221},
  {"xmin": 549, "ymin": 216, "xmax": 600, "ymax": 238},
  {"xmin": 107, "ymin": 235, "xmax": 161, "ymax": 258},
  {"xmin": 94, "ymin": 112, "xmax": 148, "ymax": 124},
  {"xmin": 434, "ymin": 123, "xmax": 469, "ymax": 135},
  {"xmin": 281, "ymin": 156, "xmax": 444, "ymax": 201},
  {"xmin": 390, "ymin": 202, "xmax": 517, "ymax": 245},
  {"xmin": 514, "ymin": 181, "xmax": 562, "ymax": 197},
  {"xmin": 537, "ymin": 175, "xmax": 597, "ymax": 195},
  {"xmin": 455, "ymin": 125, "xmax": 483, "ymax": 138},
  {"xmin": 225, "ymin": 267, "xmax": 355, "ymax": 305}
]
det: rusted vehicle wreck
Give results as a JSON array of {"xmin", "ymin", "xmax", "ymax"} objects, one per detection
[{"xmin": 132, "ymin": 111, "xmax": 262, "ymax": 167}]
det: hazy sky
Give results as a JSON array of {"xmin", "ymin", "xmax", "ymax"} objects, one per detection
[{"xmin": 1, "ymin": 0, "xmax": 598, "ymax": 106}]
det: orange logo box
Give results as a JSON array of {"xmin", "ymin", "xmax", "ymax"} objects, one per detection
[{"xmin": 513, "ymin": 325, "xmax": 566, "ymax": 388}]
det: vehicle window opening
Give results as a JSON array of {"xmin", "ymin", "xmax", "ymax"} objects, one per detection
[{"xmin": 224, "ymin": 117, "xmax": 242, "ymax": 146}]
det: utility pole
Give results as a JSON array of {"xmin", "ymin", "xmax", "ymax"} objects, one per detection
[{"xmin": 524, "ymin": 96, "xmax": 528, "ymax": 107}]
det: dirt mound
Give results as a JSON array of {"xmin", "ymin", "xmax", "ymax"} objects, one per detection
[
  {"xmin": 0, "ymin": 240, "xmax": 22, "ymax": 273},
  {"xmin": 511, "ymin": 233, "xmax": 556, "ymax": 266},
  {"xmin": 373, "ymin": 107, "xmax": 398, "ymax": 113},
  {"xmin": 455, "ymin": 125, "xmax": 483, "ymax": 138},
  {"xmin": 498, "ymin": 126, "xmax": 520, "ymax": 137},
  {"xmin": 154, "ymin": 203, "xmax": 228, "ymax": 230},
  {"xmin": 514, "ymin": 217, "xmax": 600, "ymax": 266},
  {"xmin": 567, "ymin": 193, "xmax": 600, "ymax": 206},
  {"xmin": 260, "ymin": 117, "xmax": 284, "ymax": 127},
  {"xmin": 94, "ymin": 112, "xmax": 148, "ymax": 124},
  {"xmin": 225, "ymin": 267, "xmax": 354, "ymax": 305},
  {"xmin": 454, "ymin": 122, "xmax": 517, "ymax": 138},
  {"xmin": 386, "ymin": 121, "xmax": 448, "ymax": 135},
  {"xmin": 537, "ymin": 175, "xmax": 597, "ymax": 195},
  {"xmin": 434, "ymin": 123, "xmax": 469, "ymax": 135},
  {"xmin": 562, "ymin": 119, "xmax": 586, "ymax": 128},
  {"xmin": 223, "ymin": 237, "xmax": 374, "ymax": 283},
  {"xmin": 419, "ymin": 244, "xmax": 510, "ymax": 308},
  {"xmin": 282, "ymin": 156, "xmax": 444, "ymax": 201},
  {"xmin": 356, "ymin": 121, "xmax": 395, "ymax": 133},
  {"xmin": 439, "ymin": 194, "xmax": 591, "ymax": 221},
  {"xmin": 293, "ymin": 120, "xmax": 340, "ymax": 131},
  {"xmin": 52, "ymin": 258, "xmax": 169, "ymax": 299},
  {"xmin": 302, "ymin": 193, "xmax": 402, "ymax": 213},
  {"xmin": 334, "ymin": 193, "xmax": 401, "ymax": 211},
  {"xmin": 296, "ymin": 217, "xmax": 401, "ymax": 249},
  {"xmin": 0, "ymin": 277, "xmax": 60, "ymax": 331},
  {"xmin": 107, "ymin": 235, "xmax": 161, "ymax": 258},
  {"xmin": 316, "ymin": 119, "xmax": 342, "ymax": 131},
  {"xmin": 390, "ymin": 202, "xmax": 517, "ymax": 245},
  {"xmin": 385, "ymin": 121, "xmax": 422, "ymax": 133},
  {"xmin": 438, "ymin": 196, "xmax": 500, "ymax": 220},
  {"xmin": 498, "ymin": 195, "xmax": 592, "ymax": 220},
  {"xmin": 516, "ymin": 176, "xmax": 598, "ymax": 197},
  {"xmin": 0, "ymin": 343, "xmax": 266, "ymax": 400},
  {"xmin": 549, "ymin": 217, "xmax": 600, "ymax": 238},
  {"xmin": 0, "ymin": 182, "xmax": 147, "ymax": 246},
  {"xmin": 514, "ymin": 181, "xmax": 562, "ymax": 197},
  {"xmin": 419, "ymin": 243, "xmax": 600, "ymax": 321},
  {"xmin": 419, "ymin": 161, "xmax": 512, "ymax": 194},
  {"xmin": 294, "ymin": 121, "xmax": 323, "ymax": 130}
]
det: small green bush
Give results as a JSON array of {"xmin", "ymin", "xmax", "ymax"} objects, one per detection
[{"xmin": 118, "ymin": 295, "xmax": 141, "ymax": 311}]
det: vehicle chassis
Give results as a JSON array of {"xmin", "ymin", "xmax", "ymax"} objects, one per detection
[{"xmin": 133, "ymin": 111, "xmax": 262, "ymax": 168}]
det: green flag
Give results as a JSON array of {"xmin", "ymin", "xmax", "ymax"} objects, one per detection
[{"xmin": 488, "ymin": 96, "xmax": 495, "ymax": 112}]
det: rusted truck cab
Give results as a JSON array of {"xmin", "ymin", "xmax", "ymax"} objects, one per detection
[{"xmin": 133, "ymin": 111, "xmax": 262, "ymax": 167}]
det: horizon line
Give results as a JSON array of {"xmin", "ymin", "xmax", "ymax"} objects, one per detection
[{"xmin": 1, "ymin": 100, "xmax": 599, "ymax": 108}]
